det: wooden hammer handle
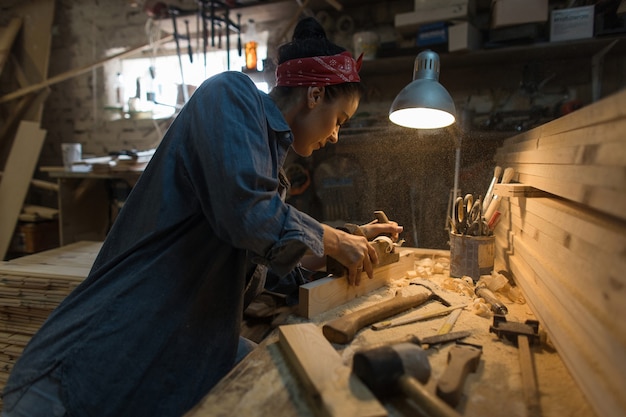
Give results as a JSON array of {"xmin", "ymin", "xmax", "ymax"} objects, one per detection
[
  {"xmin": 400, "ymin": 375, "xmax": 462, "ymax": 417},
  {"xmin": 323, "ymin": 291, "xmax": 431, "ymax": 344}
]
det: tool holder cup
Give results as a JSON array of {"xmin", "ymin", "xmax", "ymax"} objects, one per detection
[{"xmin": 449, "ymin": 232, "xmax": 495, "ymax": 282}]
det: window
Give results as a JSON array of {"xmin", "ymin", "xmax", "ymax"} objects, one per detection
[{"xmin": 107, "ymin": 43, "xmax": 268, "ymax": 119}]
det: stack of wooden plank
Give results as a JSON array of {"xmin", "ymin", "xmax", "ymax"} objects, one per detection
[
  {"xmin": 492, "ymin": 89, "xmax": 626, "ymax": 417},
  {"xmin": 0, "ymin": 241, "xmax": 100, "ymax": 399}
]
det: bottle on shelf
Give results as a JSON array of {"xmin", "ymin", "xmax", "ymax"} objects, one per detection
[{"xmin": 245, "ymin": 19, "xmax": 258, "ymax": 71}]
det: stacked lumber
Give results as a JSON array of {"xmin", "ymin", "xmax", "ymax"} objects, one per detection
[
  {"xmin": 493, "ymin": 89, "xmax": 626, "ymax": 221},
  {"xmin": 0, "ymin": 0, "xmax": 56, "ymax": 260},
  {"xmin": 492, "ymin": 89, "xmax": 626, "ymax": 417},
  {"xmin": 0, "ymin": 241, "xmax": 100, "ymax": 396}
]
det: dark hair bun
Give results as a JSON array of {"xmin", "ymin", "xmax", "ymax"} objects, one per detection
[
  {"xmin": 292, "ymin": 17, "xmax": 327, "ymax": 41},
  {"xmin": 276, "ymin": 16, "xmax": 344, "ymax": 64}
]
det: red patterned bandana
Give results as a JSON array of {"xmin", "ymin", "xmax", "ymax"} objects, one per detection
[{"xmin": 275, "ymin": 52, "xmax": 363, "ymax": 87}]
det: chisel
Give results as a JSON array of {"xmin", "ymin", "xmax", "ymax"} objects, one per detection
[
  {"xmin": 372, "ymin": 303, "xmax": 469, "ymax": 331},
  {"xmin": 365, "ymin": 330, "xmax": 472, "ymax": 351}
]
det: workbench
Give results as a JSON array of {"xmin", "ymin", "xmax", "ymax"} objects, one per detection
[
  {"xmin": 185, "ymin": 248, "xmax": 596, "ymax": 417},
  {"xmin": 0, "ymin": 244, "xmax": 601, "ymax": 417},
  {"xmin": 40, "ymin": 167, "xmax": 142, "ymax": 245}
]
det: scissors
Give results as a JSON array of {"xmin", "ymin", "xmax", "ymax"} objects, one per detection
[{"xmin": 453, "ymin": 194, "xmax": 485, "ymax": 235}]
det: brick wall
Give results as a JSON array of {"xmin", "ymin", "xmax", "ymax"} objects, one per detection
[{"xmin": 40, "ymin": 0, "xmax": 161, "ymax": 166}]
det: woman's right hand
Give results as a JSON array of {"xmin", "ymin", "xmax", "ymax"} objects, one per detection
[{"xmin": 321, "ymin": 224, "xmax": 379, "ymax": 286}]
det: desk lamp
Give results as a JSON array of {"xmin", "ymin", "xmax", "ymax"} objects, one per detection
[
  {"xmin": 388, "ymin": 50, "xmax": 461, "ymax": 223},
  {"xmin": 389, "ymin": 50, "xmax": 456, "ymax": 129}
]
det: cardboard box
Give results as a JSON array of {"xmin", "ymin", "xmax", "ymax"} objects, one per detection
[
  {"xmin": 491, "ymin": 0, "xmax": 548, "ymax": 28},
  {"xmin": 413, "ymin": 0, "xmax": 469, "ymax": 10},
  {"xmin": 417, "ymin": 22, "xmax": 448, "ymax": 47},
  {"xmin": 550, "ymin": 6, "xmax": 595, "ymax": 42},
  {"xmin": 449, "ymin": 21, "xmax": 482, "ymax": 51},
  {"xmin": 395, "ymin": 0, "xmax": 475, "ymax": 34}
]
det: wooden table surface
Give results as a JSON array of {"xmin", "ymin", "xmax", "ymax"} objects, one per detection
[{"xmin": 185, "ymin": 250, "xmax": 597, "ymax": 417}]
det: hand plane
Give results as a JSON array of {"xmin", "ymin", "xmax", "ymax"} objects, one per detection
[{"xmin": 326, "ymin": 211, "xmax": 400, "ymax": 276}]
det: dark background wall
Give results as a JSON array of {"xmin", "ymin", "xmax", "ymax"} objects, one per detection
[{"xmin": 2, "ymin": 0, "xmax": 624, "ymax": 249}]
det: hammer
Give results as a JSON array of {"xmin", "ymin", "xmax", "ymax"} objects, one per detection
[
  {"xmin": 353, "ymin": 343, "xmax": 462, "ymax": 417},
  {"xmin": 323, "ymin": 284, "xmax": 450, "ymax": 344},
  {"xmin": 490, "ymin": 315, "xmax": 542, "ymax": 417}
]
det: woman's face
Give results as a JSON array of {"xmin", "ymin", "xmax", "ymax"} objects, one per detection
[{"xmin": 290, "ymin": 87, "xmax": 360, "ymax": 157}]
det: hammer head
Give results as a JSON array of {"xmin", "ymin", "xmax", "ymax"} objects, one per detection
[
  {"xmin": 489, "ymin": 315, "xmax": 541, "ymax": 346},
  {"xmin": 409, "ymin": 280, "xmax": 452, "ymax": 307},
  {"xmin": 353, "ymin": 342, "xmax": 431, "ymax": 397}
]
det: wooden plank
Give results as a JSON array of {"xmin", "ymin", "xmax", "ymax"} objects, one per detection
[
  {"xmin": 492, "ymin": 183, "xmax": 548, "ymax": 198},
  {"xmin": 0, "ymin": 17, "xmax": 22, "ymax": 75},
  {"xmin": 495, "ymin": 116, "xmax": 626, "ymax": 156},
  {"xmin": 508, "ymin": 197, "xmax": 626, "ymax": 260},
  {"xmin": 183, "ymin": 333, "xmax": 316, "ymax": 417},
  {"xmin": 510, "ymin": 163, "xmax": 624, "ymax": 190},
  {"xmin": 536, "ymin": 88, "xmax": 626, "ymax": 136},
  {"xmin": 491, "ymin": 86, "xmax": 626, "ymax": 416},
  {"xmin": 5, "ymin": 0, "xmax": 55, "ymax": 123},
  {"xmin": 0, "ymin": 241, "xmax": 101, "ymax": 267},
  {"xmin": 492, "ymin": 184, "xmax": 626, "ymax": 417},
  {"xmin": 0, "ymin": 242, "xmax": 99, "ymax": 399},
  {"xmin": 298, "ymin": 248, "xmax": 449, "ymax": 318},
  {"xmin": 496, "ymin": 136, "xmax": 626, "ymax": 166},
  {"xmin": 506, "ymin": 238, "xmax": 626, "ymax": 417},
  {"xmin": 512, "ymin": 171, "xmax": 626, "ymax": 221},
  {"xmin": 278, "ymin": 323, "xmax": 387, "ymax": 417},
  {"xmin": 0, "ymin": 121, "xmax": 47, "ymax": 260},
  {"xmin": 505, "ymin": 253, "xmax": 623, "ymax": 417},
  {"xmin": 505, "ymin": 202, "xmax": 626, "ymax": 339}
]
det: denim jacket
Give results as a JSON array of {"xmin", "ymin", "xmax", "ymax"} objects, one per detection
[{"xmin": 3, "ymin": 71, "xmax": 324, "ymax": 417}]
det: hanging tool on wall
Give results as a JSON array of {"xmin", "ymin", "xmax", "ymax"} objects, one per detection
[
  {"xmin": 184, "ymin": 19, "xmax": 193, "ymax": 63},
  {"xmin": 199, "ymin": 1, "xmax": 240, "ymax": 70},
  {"xmin": 237, "ymin": 13, "xmax": 243, "ymax": 57},
  {"xmin": 209, "ymin": 0, "xmax": 216, "ymax": 48},
  {"xmin": 168, "ymin": 5, "xmax": 189, "ymax": 103},
  {"xmin": 201, "ymin": 1, "xmax": 208, "ymax": 75},
  {"xmin": 217, "ymin": 21, "xmax": 222, "ymax": 49}
]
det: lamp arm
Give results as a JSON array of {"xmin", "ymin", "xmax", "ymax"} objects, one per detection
[{"xmin": 453, "ymin": 137, "xmax": 462, "ymax": 204}]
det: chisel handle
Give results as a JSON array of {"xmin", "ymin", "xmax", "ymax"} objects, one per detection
[
  {"xmin": 323, "ymin": 291, "xmax": 431, "ymax": 344},
  {"xmin": 436, "ymin": 344, "xmax": 482, "ymax": 407},
  {"xmin": 475, "ymin": 286, "xmax": 508, "ymax": 315},
  {"xmin": 374, "ymin": 210, "xmax": 390, "ymax": 223}
]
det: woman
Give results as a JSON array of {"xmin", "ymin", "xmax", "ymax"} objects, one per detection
[{"xmin": 2, "ymin": 17, "xmax": 402, "ymax": 417}]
